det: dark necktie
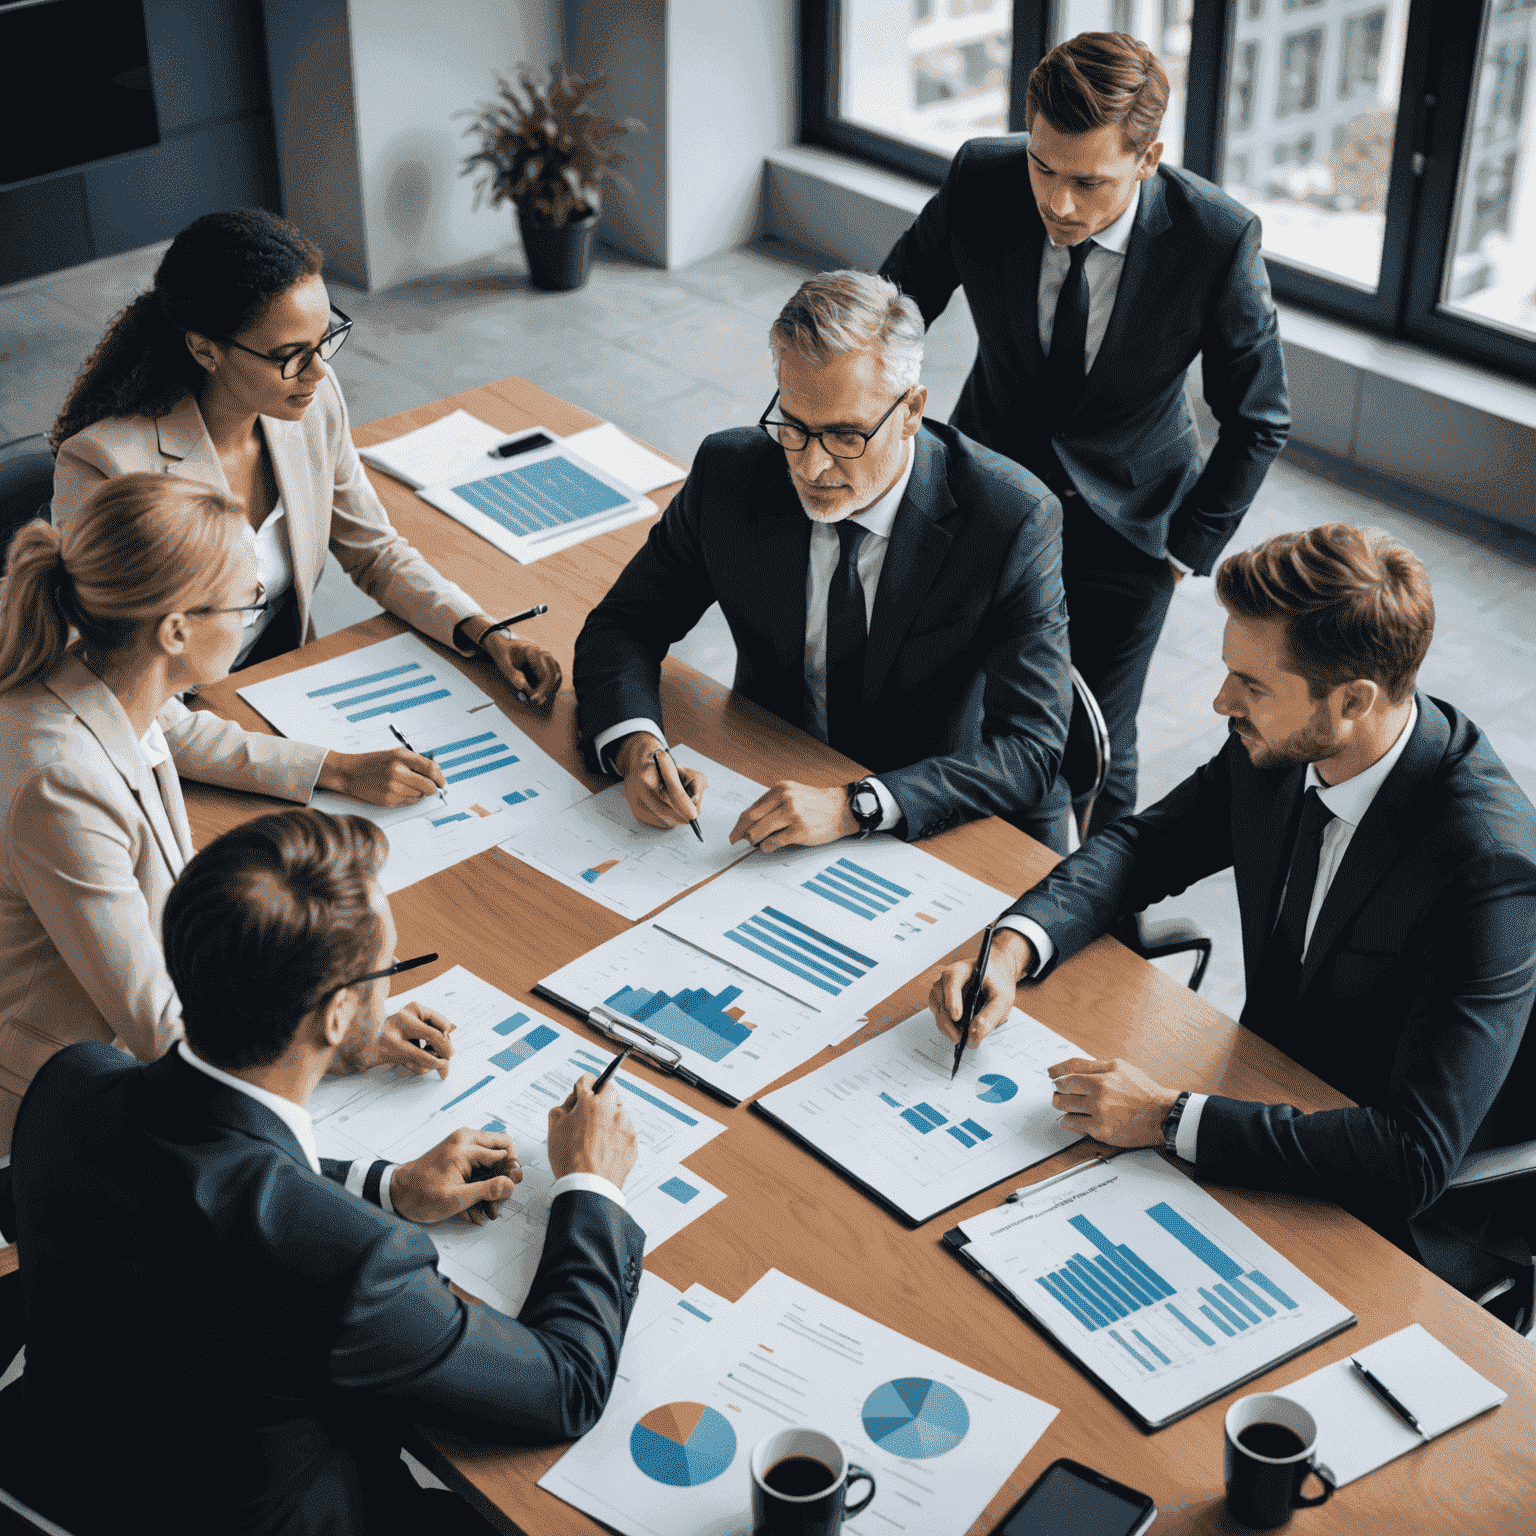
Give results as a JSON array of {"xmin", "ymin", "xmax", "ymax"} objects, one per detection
[
  {"xmin": 825, "ymin": 520, "xmax": 869, "ymax": 752},
  {"xmin": 1045, "ymin": 238, "xmax": 1093, "ymax": 418},
  {"xmin": 1255, "ymin": 787, "xmax": 1336, "ymax": 1000}
]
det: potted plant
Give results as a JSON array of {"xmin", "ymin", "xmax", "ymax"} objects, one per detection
[{"xmin": 459, "ymin": 63, "xmax": 641, "ymax": 292}]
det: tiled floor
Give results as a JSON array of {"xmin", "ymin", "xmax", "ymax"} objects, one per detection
[{"xmin": 4, "ymin": 234, "xmax": 1535, "ymax": 1023}]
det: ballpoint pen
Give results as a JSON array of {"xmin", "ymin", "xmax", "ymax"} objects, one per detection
[
  {"xmin": 476, "ymin": 605, "xmax": 549, "ymax": 702},
  {"xmin": 1350, "ymin": 1358, "xmax": 1426, "ymax": 1437},
  {"xmin": 653, "ymin": 746, "xmax": 704, "ymax": 843},
  {"xmin": 389, "ymin": 724, "xmax": 447, "ymax": 805},
  {"xmin": 952, "ymin": 920, "xmax": 997, "ymax": 1080},
  {"xmin": 591, "ymin": 1046, "xmax": 633, "ymax": 1094}
]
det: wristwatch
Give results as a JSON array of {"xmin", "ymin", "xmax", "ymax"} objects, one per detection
[
  {"xmin": 1161, "ymin": 1091, "xmax": 1192, "ymax": 1157},
  {"xmin": 846, "ymin": 779, "xmax": 883, "ymax": 839}
]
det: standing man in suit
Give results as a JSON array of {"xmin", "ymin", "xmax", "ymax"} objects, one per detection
[
  {"xmin": 9, "ymin": 808, "xmax": 644, "ymax": 1536},
  {"xmin": 574, "ymin": 269, "xmax": 1074, "ymax": 852},
  {"xmin": 882, "ymin": 30, "xmax": 1290, "ymax": 833},
  {"xmin": 930, "ymin": 526, "xmax": 1536, "ymax": 1315}
]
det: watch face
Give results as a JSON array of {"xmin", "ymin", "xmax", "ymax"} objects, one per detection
[{"xmin": 853, "ymin": 787, "xmax": 880, "ymax": 818}]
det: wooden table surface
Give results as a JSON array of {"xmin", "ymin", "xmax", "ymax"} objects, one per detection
[{"xmin": 182, "ymin": 378, "xmax": 1536, "ymax": 1536}]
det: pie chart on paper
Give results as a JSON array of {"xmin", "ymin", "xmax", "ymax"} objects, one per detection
[
  {"xmin": 977, "ymin": 1074, "xmax": 1018, "ymax": 1103},
  {"xmin": 861, "ymin": 1378, "xmax": 970, "ymax": 1459},
  {"xmin": 630, "ymin": 1401, "xmax": 737, "ymax": 1486}
]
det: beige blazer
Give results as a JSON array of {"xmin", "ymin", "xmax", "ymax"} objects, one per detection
[
  {"xmin": 53, "ymin": 363, "xmax": 482, "ymax": 652},
  {"xmin": 0, "ymin": 657, "xmax": 326, "ymax": 1153}
]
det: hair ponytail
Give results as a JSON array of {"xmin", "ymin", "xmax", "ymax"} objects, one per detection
[
  {"xmin": 0, "ymin": 522, "xmax": 76, "ymax": 693},
  {"xmin": 49, "ymin": 209, "xmax": 324, "ymax": 453}
]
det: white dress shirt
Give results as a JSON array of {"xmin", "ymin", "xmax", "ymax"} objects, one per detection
[
  {"xmin": 595, "ymin": 442, "xmax": 918, "ymax": 833},
  {"xmin": 1037, "ymin": 182, "xmax": 1140, "ymax": 375},
  {"xmin": 232, "ymin": 501, "xmax": 295, "ymax": 668}
]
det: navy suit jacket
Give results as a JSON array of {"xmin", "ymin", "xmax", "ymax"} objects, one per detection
[
  {"xmin": 10, "ymin": 1043, "xmax": 646, "ymax": 1536},
  {"xmin": 574, "ymin": 422, "xmax": 1072, "ymax": 840},
  {"xmin": 881, "ymin": 136, "xmax": 1291, "ymax": 575},
  {"xmin": 1003, "ymin": 698, "xmax": 1536, "ymax": 1270}
]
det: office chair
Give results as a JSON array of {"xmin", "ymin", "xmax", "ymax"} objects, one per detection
[
  {"xmin": 0, "ymin": 436, "xmax": 54, "ymax": 570},
  {"xmin": 1061, "ymin": 666, "xmax": 1213, "ymax": 993}
]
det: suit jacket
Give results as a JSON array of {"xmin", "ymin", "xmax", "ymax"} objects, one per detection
[
  {"xmin": 52, "ymin": 363, "xmax": 482, "ymax": 654},
  {"xmin": 1004, "ymin": 697, "xmax": 1536, "ymax": 1266},
  {"xmin": 880, "ymin": 136, "xmax": 1291, "ymax": 575},
  {"xmin": 0, "ymin": 657, "xmax": 324, "ymax": 1151},
  {"xmin": 10, "ymin": 1042, "xmax": 645, "ymax": 1536},
  {"xmin": 574, "ymin": 422, "xmax": 1072, "ymax": 838}
]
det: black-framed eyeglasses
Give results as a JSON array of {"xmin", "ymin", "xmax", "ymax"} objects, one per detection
[
  {"xmin": 223, "ymin": 305, "xmax": 353, "ymax": 381},
  {"xmin": 337, "ymin": 951, "xmax": 439, "ymax": 990},
  {"xmin": 188, "ymin": 581, "xmax": 273, "ymax": 621},
  {"xmin": 758, "ymin": 387, "xmax": 911, "ymax": 460}
]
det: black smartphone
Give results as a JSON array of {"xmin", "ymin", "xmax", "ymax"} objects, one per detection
[
  {"xmin": 990, "ymin": 1459, "xmax": 1156, "ymax": 1536},
  {"xmin": 488, "ymin": 431, "xmax": 555, "ymax": 459}
]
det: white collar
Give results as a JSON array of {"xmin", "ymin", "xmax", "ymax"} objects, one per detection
[
  {"xmin": 1047, "ymin": 180, "xmax": 1141, "ymax": 255},
  {"xmin": 1305, "ymin": 698, "xmax": 1419, "ymax": 829},
  {"xmin": 176, "ymin": 1040, "xmax": 321, "ymax": 1174},
  {"xmin": 810, "ymin": 438, "xmax": 915, "ymax": 542},
  {"xmin": 139, "ymin": 717, "xmax": 171, "ymax": 769}
]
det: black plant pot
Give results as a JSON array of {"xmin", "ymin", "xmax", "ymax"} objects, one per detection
[{"xmin": 517, "ymin": 205, "xmax": 598, "ymax": 291}]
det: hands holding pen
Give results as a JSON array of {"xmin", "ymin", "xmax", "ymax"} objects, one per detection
[
  {"xmin": 615, "ymin": 732, "xmax": 709, "ymax": 832},
  {"xmin": 462, "ymin": 604, "xmax": 562, "ymax": 709}
]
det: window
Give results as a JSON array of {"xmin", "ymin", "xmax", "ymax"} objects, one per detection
[
  {"xmin": 1276, "ymin": 27, "xmax": 1324, "ymax": 117},
  {"xmin": 1339, "ymin": 9, "xmax": 1386, "ymax": 99},
  {"xmin": 1232, "ymin": 39, "xmax": 1261, "ymax": 131}
]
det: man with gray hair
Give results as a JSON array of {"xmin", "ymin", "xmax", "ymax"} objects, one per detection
[{"xmin": 574, "ymin": 269, "xmax": 1073, "ymax": 852}]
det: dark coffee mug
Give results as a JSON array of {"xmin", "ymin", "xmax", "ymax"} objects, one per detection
[
  {"xmin": 750, "ymin": 1427, "xmax": 876, "ymax": 1536},
  {"xmin": 1223, "ymin": 1393, "xmax": 1335, "ymax": 1529}
]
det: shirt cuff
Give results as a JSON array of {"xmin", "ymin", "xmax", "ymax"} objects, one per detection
[
  {"xmin": 549, "ymin": 1171, "xmax": 627, "ymax": 1210},
  {"xmin": 865, "ymin": 777, "xmax": 902, "ymax": 833},
  {"xmin": 593, "ymin": 718, "xmax": 665, "ymax": 777},
  {"xmin": 379, "ymin": 1164, "xmax": 396, "ymax": 1215},
  {"xmin": 994, "ymin": 915, "xmax": 1055, "ymax": 976},
  {"xmin": 344, "ymin": 1158, "xmax": 397, "ymax": 1212},
  {"xmin": 1174, "ymin": 1092, "xmax": 1208, "ymax": 1162},
  {"xmin": 1167, "ymin": 551, "xmax": 1195, "ymax": 577}
]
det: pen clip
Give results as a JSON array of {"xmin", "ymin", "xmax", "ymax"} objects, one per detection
[{"xmin": 586, "ymin": 1005, "xmax": 684, "ymax": 1072}]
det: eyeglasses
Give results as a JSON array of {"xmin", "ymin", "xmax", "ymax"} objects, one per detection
[
  {"xmin": 188, "ymin": 581, "xmax": 273, "ymax": 621},
  {"xmin": 223, "ymin": 306, "xmax": 353, "ymax": 381},
  {"xmin": 758, "ymin": 388, "xmax": 911, "ymax": 460},
  {"xmin": 336, "ymin": 951, "xmax": 439, "ymax": 991}
]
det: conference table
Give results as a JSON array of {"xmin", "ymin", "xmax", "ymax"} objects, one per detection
[{"xmin": 178, "ymin": 375, "xmax": 1535, "ymax": 1535}]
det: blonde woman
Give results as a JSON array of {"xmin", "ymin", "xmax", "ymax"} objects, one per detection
[{"xmin": 0, "ymin": 475, "xmax": 459, "ymax": 1151}]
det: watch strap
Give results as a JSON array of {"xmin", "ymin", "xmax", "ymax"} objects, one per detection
[
  {"xmin": 1161, "ymin": 1090, "xmax": 1192, "ymax": 1157},
  {"xmin": 846, "ymin": 779, "xmax": 882, "ymax": 838}
]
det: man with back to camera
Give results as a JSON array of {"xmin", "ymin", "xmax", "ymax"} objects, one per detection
[
  {"xmin": 573, "ymin": 268, "xmax": 1075, "ymax": 853},
  {"xmin": 930, "ymin": 525, "xmax": 1536, "ymax": 1324},
  {"xmin": 881, "ymin": 30, "xmax": 1290, "ymax": 836},
  {"xmin": 7, "ymin": 807, "xmax": 645, "ymax": 1536}
]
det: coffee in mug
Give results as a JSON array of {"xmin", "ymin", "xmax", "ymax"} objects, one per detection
[
  {"xmin": 1224, "ymin": 1393, "xmax": 1334, "ymax": 1529},
  {"xmin": 751, "ymin": 1427, "xmax": 875, "ymax": 1536},
  {"xmin": 764, "ymin": 1456, "xmax": 838, "ymax": 1498}
]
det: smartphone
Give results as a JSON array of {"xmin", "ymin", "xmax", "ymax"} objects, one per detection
[
  {"xmin": 488, "ymin": 431, "xmax": 555, "ymax": 459},
  {"xmin": 990, "ymin": 1459, "xmax": 1156, "ymax": 1536}
]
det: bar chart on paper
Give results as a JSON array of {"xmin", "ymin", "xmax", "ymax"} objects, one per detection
[
  {"xmin": 957, "ymin": 1150, "xmax": 1354, "ymax": 1427},
  {"xmin": 237, "ymin": 633, "xmax": 587, "ymax": 890},
  {"xmin": 655, "ymin": 838, "xmax": 1011, "ymax": 1014},
  {"xmin": 537, "ymin": 923, "xmax": 852, "ymax": 1102}
]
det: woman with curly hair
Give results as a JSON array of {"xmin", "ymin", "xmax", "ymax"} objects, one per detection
[{"xmin": 51, "ymin": 209, "xmax": 562, "ymax": 780}]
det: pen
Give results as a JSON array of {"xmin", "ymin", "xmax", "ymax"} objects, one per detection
[
  {"xmin": 1350, "ymin": 1358, "xmax": 1426, "ymax": 1437},
  {"xmin": 477, "ymin": 606, "xmax": 549, "ymax": 703},
  {"xmin": 389, "ymin": 724, "xmax": 447, "ymax": 805},
  {"xmin": 653, "ymin": 746, "xmax": 704, "ymax": 843},
  {"xmin": 952, "ymin": 921, "xmax": 997, "ymax": 1080},
  {"xmin": 591, "ymin": 1046, "xmax": 632, "ymax": 1094}
]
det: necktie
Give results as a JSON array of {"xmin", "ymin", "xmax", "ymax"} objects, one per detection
[
  {"xmin": 1045, "ymin": 238, "xmax": 1093, "ymax": 418},
  {"xmin": 825, "ymin": 520, "xmax": 869, "ymax": 753},
  {"xmin": 1256, "ymin": 787, "xmax": 1336, "ymax": 998}
]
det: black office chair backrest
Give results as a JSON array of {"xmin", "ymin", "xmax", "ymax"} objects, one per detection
[
  {"xmin": 0, "ymin": 437, "xmax": 55, "ymax": 572},
  {"xmin": 1060, "ymin": 665, "xmax": 1111, "ymax": 845}
]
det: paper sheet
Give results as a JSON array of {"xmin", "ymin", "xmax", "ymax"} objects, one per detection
[
  {"xmin": 538, "ymin": 923, "xmax": 855, "ymax": 1103},
  {"xmin": 958, "ymin": 1151, "xmax": 1355, "ymax": 1428},
  {"xmin": 1282, "ymin": 1324, "xmax": 1507, "ymax": 1487},
  {"xmin": 654, "ymin": 836, "xmax": 1013, "ymax": 1014},
  {"xmin": 237, "ymin": 633, "xmax": 586, "ymax": 892},
  {"xmin": 310, "ymin": 966, "xmax": 725, "ymax": 1317},
  {"xmin": 756, "ymin": 1006, "xmax": 1085, "ymax": 1222},
  {"xmin": 562, "ymin": 422, "xmax": 686, "ymax": 494},
  {"xmin": 539, "ymin": 1268, "xmax": 1057, "ymax": 1536},
  {"xmin": 357, "ymin": 409, "xmax": 511, "ymax": 489},
  {"xmin": 501, "ymin": 746, "xmax": 763, "ymax": 919}
]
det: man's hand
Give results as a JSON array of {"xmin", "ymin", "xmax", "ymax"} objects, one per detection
[
  {"xmin": 928, "ymin": 928, "xmax": 1034, "ymax": 1048},
  {"xmin": 317, "ymin": 749, "xmax": 445, "ymax": 806},
  {"xmin": 390, "ymin": 1128, "xmax": 523, "ymax": 1225},
  {"xmin": 481, "ymin": 631, "xmax": 562, "ymax": 710},
  {"xmin": 1167, "ymin": 557, "xmax": 1185, "ymax": 585},
  {"xmin": 1047, "ymin": 1057, "xmax": 1178, "ymax": 1146},
  {"xmin": 730, "ymin": 782, "xmax": 856, "ymax": 852},
  {"xmin": 547, "ymin": 1075, "xmax": 639, "ymax": 1189},
  {"xmin": 328, "ymin": 1001, "xmax": 456, "ymax": 1080},
  {"xmin": 615, "ymin": 732, "xmax": 707, "ymax": 830}
]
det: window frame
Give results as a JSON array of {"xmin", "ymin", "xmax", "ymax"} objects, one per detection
[{"xmin": 800, "ymin": 0, "xmax": 1536, "ymax": 385}]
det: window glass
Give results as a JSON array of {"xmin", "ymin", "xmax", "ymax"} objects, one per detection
[
  {"xmin": 1051, "ymin": 1, "xmax": 1194, "ymax": 166},
  {"xmin": 1220, "ymin": 0, "xmax": 1410, "ymax": 291},
  {"xmin": 1439, "ymin": 0, "xmax": 1536, "ymax": 340},
  {"xmin": 838, "ymin": 0, "xmax": 1013, "ymax": 158}
]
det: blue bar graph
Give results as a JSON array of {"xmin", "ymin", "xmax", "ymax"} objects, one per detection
[
  {"xmin": 837, "ymin": 857, "xmax": 911, "ymax": 897},
  {"xmin": 1216, "ymin": 1283, "xmax": 1261, "ymax": 1324},
  {"xmin": 1038, "ymin": 1275, "xmax": 1101, "ymax": 1330},
  {"xmin": 489, "ymin": 1023, "xmax": 559, "ymax": 1072},
  {"xmin": 1068, "ymin": 1214, "xmax": 1176, "ymax": 1299},
  {"xmin": 912, "ymin": 1102, "xmax": 946, "ymax": 1126},
  {"xmin": 1109, "ymin": 1330, "xmax": 1153, "ymax": 1371},
  {"xmin": 815, "ymin": 870, "xmax": 891, "ymax": 911},
  {"xmin": 502, "ymin": 788, "xmax": 540, "ymax": 805},
  {"xmin": 725, "ymin": 904, "xmax": 876, "ymax": 997},
  {"xmin": 659, "ymin": 1177, "xmax": 699, "ymax": 1203},
  {"xmin": 1248, "ymin": 1271, "xmax": 1298, "ymax": 1310},
  {"xmin": 348, "ymin": 687, "xmax": 451, "ymax": 722},
  {"xmin": 960, "ymin": 1119, "xmax": 991, "ymax": 1141},
  {"xmin": 308, "ymin": 661, "xmax": 420, "ymax": 698},
  {"xmin": 493, "ymin": 1012, "xmax": 530, "ymax": 1035},
  {"xmin": 614, "ymin": 1075, "xmax": 699, "ymax": 1127},
  {"xmin": 946, "ymin": 1126, "xmax": 976, "ymax": 1147},
  {"xmin": 1133, "ymin": 1329, "xmax": 1172, "ymax": 1365},
  {"xmin": 678, "ymin": 1299, "xmax": 713, "ymax": 1322},
  {"xmin": 336, "ymin": 674, "xmax": 438, "ymax": 709},
  {"xmin": 1200, "ymin": 1288, "xmax": 1247, "ymax": 1331},
  {"xmin": 425, "ymin": 731, "xmax": 496, "ymax": 759},
  {"xmin": 440, "ymin": 1074, "xmax": 494, "ymax": 1110},
  {"xmin": 1226, "ymin": 1275, "xmax": 1276, "ymax": 1317},
  {"xmin": 879, "ymin": 1092, "xmax": 900, "ymax": 1107},
  {"xmin": 802, "ymin": 876, "xmax": 885, "ymax": 919},
  {"xmin": 482, "ymin": 1118, "xmax": 506, "ymax": 1134},
  {"xmin": 1200, "ymin": 1304, "xmax": 1236, "ymax": 1338},
  {"xmin": 1146, "ymin": 1202, "xmax": 1244, "ymax": 1281},
  {"xmin": 432, "ymin": 812, "xmax": 470, "ymax": 826},
  {"xmin": 901, "ymin": 1108, "xmax": 935, "ymax": 1133},
  {"xmin": 605, "ymin": 981, "xmax": 751, "ymax": 1062},
  {"xmin": 1167, "ymin": 1303, "xmax": 1215, "ymax": 1346},
  {"xmin": 436, "ymin": 744, "xmax": 508, "ymax": 770},
  {"xmin": 446, "ymin": 752, "xmax": 518, "ymax": 785}
]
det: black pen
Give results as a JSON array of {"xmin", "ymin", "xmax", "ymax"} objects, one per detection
[
  {"xmin": 1350, "ymin": 1358, "xmax": 1425, "ymax": 1437},
  {"xmin": 389, "ymin": 724, "xmax": 447, "ymax": 806},
  {"xmin": 953, "ymin": 920, "xmax": 997, "ymax": 1080},
  {"xmin": 477, "ymin": 606, "xmax": 549, "ymax": 703},
  {"xmin": 591, "ymin": 1047, "xmax": 632, "ymax": 1094},
  {"xmin": 653, "ymin": 746, "xmax": 704, "ymax": 843}
]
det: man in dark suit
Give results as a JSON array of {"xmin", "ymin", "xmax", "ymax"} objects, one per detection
[
  {"xmin": 574, "ymin": 269, "xmax": 1073, "ymax": 853},
  {"xmin": 930, "ymin": 526, "xmax": 1536, "ymax": 1312},
  {"xmin": 8, "ymin": 809, "xmax": 645, "ymax": 1536},
  {"xmin": 882, "ymin": 30, "xmax": 1290, "ymax": 833}
]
